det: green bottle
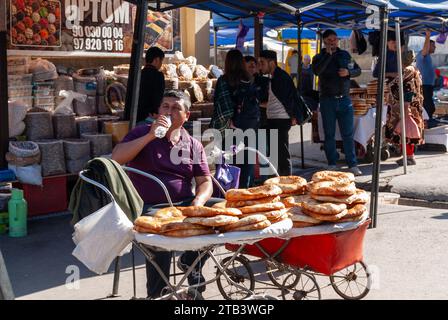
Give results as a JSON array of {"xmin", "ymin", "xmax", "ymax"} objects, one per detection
[{"xmin": 8, "ymin": 189, "xmax": 27, "ymax": 237}]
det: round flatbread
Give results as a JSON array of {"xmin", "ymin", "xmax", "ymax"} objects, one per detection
[
  {"xmin": 345, "ymin": 204, "xmax": 367, "ymax": 218},
  {"xmin": 161, "ymin": 221, "xmax": 210, "ymax": 233},
  {"xmin": 241, "ymin": 209, "xmax": 287, "ymax": 221},
  {"xmin": 182, "ymin": 206, "xmax": 242, "ymax": 217},
  {"xmin": 225, "ymin": 184, "xmax": 283, "ymax": 201},
  {"xmin": 134, "ymin": 225, "xmax": 159, "ymax": 234},
  {"xmin": 134, "ymin": 215, "xmax": 184, "ymax": 233},
  {"xmin": 302, "ymin": 208, "xmax": 349, "ymax": 221},
  {"xmin": 225, "ymin": 195, "xmax": 281, "ymax": 208},
  {"xmin": 309, "ymin": 181, "xmax": 356, "ymax": 196},
  {"xmin": 287, "ymin": 206, "xmax": 322, "ymax": 224},
  {"xmin": 338, "ymin": 210, "xmax": 369, "ymax": 223},
  {"xmin": 302, "ymin": 199, "xmax": 347, "ymax": 215},
  {"xmin": 226, "ymin": 219, "xmax": 272, "ymax": 232},
  {"xmin": 312, "ymin": 171, "xmax": 355, "ymax": 184},
  {"xmin": 218, "ymin": 214, "xmax": 268, "ymax": 232},
  {"xmin": 310, "ymin": 189, "xmax": 369, "ymax": 205},
  {"xmin": 281, "ymin": 195, "xmax": 310, "ymax": 208},
  {"xmin": 153, "ymin": 207, "xmax": 184, "ymax": 219},
  {"xmin": 184, "ymin": 215, "xmax": 239, "ymax": 227},
  {"xmin": 162, "ymin": 228, "xmax": 215, "ymax": 237},
  {"xmin": 239, "ymin": 202, "xmax": 285, "ymax": 214},
  {"xmin": 212, "ymin": 201, "xmax": 227, "ymax": 209},
  {"xmin": 269, "ymin": 213, "xmax": 290, "ymax": 224},
  {"xmin": 264, "ymin": 176, "xmax": 308, "ymax": 194}
]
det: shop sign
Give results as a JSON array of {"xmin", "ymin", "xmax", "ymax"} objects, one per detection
[{"xmin": 6, "ymin": 0, "xmax": 180, "ymax": 56}]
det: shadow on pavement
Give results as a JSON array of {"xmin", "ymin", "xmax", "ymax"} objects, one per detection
[{"xmin": 0, "ymin": 214, "xmax": 147, "ymax": 298}]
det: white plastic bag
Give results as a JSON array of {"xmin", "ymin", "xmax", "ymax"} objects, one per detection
[
  {"xmin": 54, "ymin": 90, "xmax": 87, "ymax": 115},
  {"xmin": 72, "ymin": 201, "xmax": 134, "ymax": 275}
]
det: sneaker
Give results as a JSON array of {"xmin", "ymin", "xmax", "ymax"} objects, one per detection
[
  {"xmin": 349, "ymin": 166, "xmax": 363, "ymax": 176},
  {"xmin": 177, "ymin": 255, "xmax": 206, "ymax": 293},
  {"xmin": 326, "ymin": 165, "xmax": 338, "ymax": 171}
]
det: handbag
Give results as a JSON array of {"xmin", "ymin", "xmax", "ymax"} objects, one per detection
[{"xmin": 212, "ymin": 155, "xmax": 241, "ymax": 198}]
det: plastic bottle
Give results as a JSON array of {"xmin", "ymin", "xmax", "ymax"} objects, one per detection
[
  {"xmin": 154, "ymin": 116, "xmax": 172, "ymax": 138},
  {"xmin": 8, "ymin": 189, "xmax": 27, "ymax": 237}
]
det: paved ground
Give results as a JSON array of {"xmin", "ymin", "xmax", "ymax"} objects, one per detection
[{"xmin": 1, "ymin": 203, "xmax": 447, "ymax": 300}]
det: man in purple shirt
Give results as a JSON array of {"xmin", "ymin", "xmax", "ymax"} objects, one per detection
[{"xmin": 112, "ymin": 90, "xmax": 214, "ymax": 298}]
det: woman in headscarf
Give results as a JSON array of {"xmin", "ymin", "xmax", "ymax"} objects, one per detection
[{"xmin": 386, "ymin": 50, "xmax": 424, "ymax": 166}]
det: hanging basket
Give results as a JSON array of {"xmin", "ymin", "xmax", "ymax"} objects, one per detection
[
  {"xmin": 63, "ymin": 139, "xmax": 91, "ymax": 160},
  {"xmin": 25, "ymin": 111, "xmax": 54, "ymax": 141},
  {"xmin": 81, "ymin": 133, "xmax": 113, "ymax": 157},
  {"xmin": 36, "ymin": 139, "xmax": 66, "ymax": 176}
]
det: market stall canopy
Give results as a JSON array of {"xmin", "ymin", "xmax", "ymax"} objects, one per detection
[{"xmin": 152, "ymin": 0, "xmax": 448, "ymax": 33}]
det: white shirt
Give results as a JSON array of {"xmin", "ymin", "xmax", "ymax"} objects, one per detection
[{"xmin": 267, "ymin": 82, "xmax": 290, "ymax": 120}]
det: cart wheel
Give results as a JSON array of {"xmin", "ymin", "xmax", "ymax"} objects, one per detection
[
  {"xmin": 216, "ymin": 256, "xmax": 255, "ymax": 300},
  {"xmin": 381, "ymin": 147, "xmax": 390, "ymax": 161},
  {"xmin": 266, "ymin": 261, "xmax": 299, "ymax": 289},
  {"xmin": 281, "ymin": 270, "xmax": 321, "ymax": 300},
  {"xmin": 329, "ymin": 261, "xmax": 371, "ymax": 300},
  {"xmin": 363, "ymin": 141, "xmax": 374, "ymax": 163}
]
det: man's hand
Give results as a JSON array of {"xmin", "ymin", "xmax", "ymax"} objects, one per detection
[
  {"xmin": 338, "ymin": 68, "xmax": 349, "ymax": 77},
  {"xmin": 291, "ymin": 118, "xmax": 298, "ymax": 126},
  {"xmin": 148, "ymin": 115, "xmax": 170, "ymax": 138},
  {"xmin": 425, "ymin": 30, "xmax": 431, "ymax": 38}
]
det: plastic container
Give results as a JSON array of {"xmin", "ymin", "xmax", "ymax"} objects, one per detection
[
  {"xmin": 73, "ymin": 73, "xmax": 97, "ymax": 96},
  {"xmin": 8, "ymin": 85, "xmax": 33, "ymax": 98},
  {"xmin": 8, "ymin": 74, "xmax": 33, "ymax": 86},
  {"xmin": 34, "ymin": 81, "xmax": 55, "ymax": 91},
  {"xmin": 8, "ymin": 189, "xmax": 27, "ymax": 237},
  {"xmin": 34, "ymin": 89, "xmax": 55, "ymax": 97},
  {"xmin": 34, "ymin": 95, "xmax": 55, "ymax": 106}
]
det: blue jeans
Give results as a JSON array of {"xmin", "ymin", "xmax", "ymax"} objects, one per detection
[{"xmin": 320, "ymin": 96, "xmax": 357, "ymax": 167}]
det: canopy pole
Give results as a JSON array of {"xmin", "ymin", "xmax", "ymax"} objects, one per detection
[
  {"xmin": 370, "ymin": 6, "xmax": 389, "ymax": 229},
  {"xmin": 213, "ymin": 25, "xmax": 218, "ymax": 66},
  {"xmin": 395, "ymin": 18, "xmax": 407, "ymax": 174},
  {"xmin": 124, "ymin": 0, "xmax": 148, "ymax": 129},
  {"xmin": 297, "ymin": 16, "xmax": 305, "ymax": 170}
]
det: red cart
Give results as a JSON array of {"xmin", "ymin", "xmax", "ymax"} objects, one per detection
[{"xmin": 217, "ymin": 219, "xmax": 371, "ymax": 300}]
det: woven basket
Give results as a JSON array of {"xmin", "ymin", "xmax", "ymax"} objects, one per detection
[
  {"xmin": 63, "ymin": 139, "xmax": 91, "ymax": 160},
  {"xmin": 53, "ymin": 113, "xmax": 77, "ymax": 139},
  {"xmin": 81, "ymin": 133, "xmax": 113, "ymax": 157},
  {"xmin": 36, "ymin": 139, "xmax": 66, "ymax": 176},
  {"xmin": 25, "ymin": 111, "xmax": 54, "ymax": 141},
  {"xmin": 9, "ymin": 141, "xmax": 40, "ymax": 157},
  {"xmin": 97, "ymin": 115, "xmax": 120, "ymax": 133},
  {"xmin": 76, "ymin": 116, "xmax": 98, "ymax": 136},
  {"xmin": 5, "ymin": 151, "xmax": 41, "ymax": 166},
  {"xmin": 66, "ymin": 157, "xmax": 90, "ymax": 174}
]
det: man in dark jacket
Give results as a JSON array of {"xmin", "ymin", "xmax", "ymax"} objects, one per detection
[
  {"xmin": 312, "ymin": 29, "xmax": 362, "ymax": 176},
  {"xmin": 259, "ymin": 50, "xmax": 304, "ymax": 176},
  {"xmin": 136, "ymin": 47, "xmax": 165, "ymax": 124}
]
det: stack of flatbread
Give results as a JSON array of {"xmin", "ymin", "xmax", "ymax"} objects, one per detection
[
  {"xmin": 213, "ymin": 184, "xmax": 291, "ymax": 231},
  {"xmin": 263, "ymin": 176, "xmax": 308, "ymax": 208},
  {"xmin": 297, "ymin": 171, "xmax": 369, "ymax": 226}
]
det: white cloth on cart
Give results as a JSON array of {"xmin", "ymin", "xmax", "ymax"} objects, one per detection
[
  {"xmin": 317, "ymin": 106, "xmax": 388, "ymax": 149},
  {"xmin": 282, "ymin": 216, "xmax": 368, "ymax": 238},
  {"xmin": 134, "ymin": 219, "xmax": 293, "ymax": 251}
]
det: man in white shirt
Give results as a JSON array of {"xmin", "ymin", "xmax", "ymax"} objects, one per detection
[{"xmin": 288, "ymin": 50, "xmax": 299, "ymax": 86}]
